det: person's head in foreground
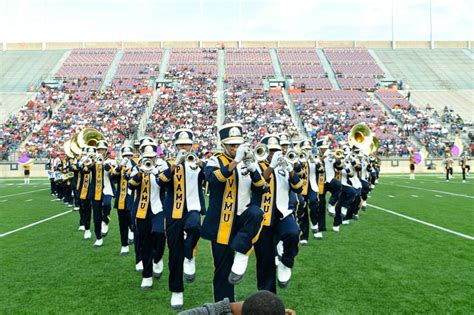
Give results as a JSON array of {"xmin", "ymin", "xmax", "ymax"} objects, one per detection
[{"xmin": 241, "ymin": 291, "xmax": 288, "ymax": 315}]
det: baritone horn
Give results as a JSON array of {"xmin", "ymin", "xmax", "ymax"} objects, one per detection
[{"xmin": 348, "ymin": 123, "xmax": 373, "ymax": 155}]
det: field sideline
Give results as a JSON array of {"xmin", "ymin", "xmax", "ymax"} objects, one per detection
[{"xmin": 0, "ymin": 174, "xmax": 473, "ymax": 314}]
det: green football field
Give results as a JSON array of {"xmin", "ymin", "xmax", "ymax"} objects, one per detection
[{"xmin": 1, "ymin": 175, "xmax": 473, "ymax": 314}]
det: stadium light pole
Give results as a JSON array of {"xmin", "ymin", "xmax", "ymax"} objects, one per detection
[
  {"xmin": 430, "ymin": 0, "xmax": 434, "ymax": 49},
  {"xmin": 392, "ymin": 0, "xmax": 395, "ymax": 50}
]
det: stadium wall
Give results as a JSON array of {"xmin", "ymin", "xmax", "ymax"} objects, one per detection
[
  {"xmin": 0, "ymin": 160, "xmax": 455, "ymax": 178},
  {"xmin": 2, "ymin": 41, "xmax": 471, "ymax": 50}
]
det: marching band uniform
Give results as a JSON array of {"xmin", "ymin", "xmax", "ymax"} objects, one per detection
[
  {"xmin": 157, "ymin": 129, "xmax": 206, "ymax": 309},
  {"xmin": 409, "ymin": 154, "xmax": 416, "ymax": 180},
  {"xmin": 82, "ymin": 147, "xmax": 110, "ymax": 247},
  {"xmin": 110, "ymin": 145, "xmax": 135, "ymax": 256},
  {"xmin": 444, "ymin": 155, "xmax": 454, "ymax": 182},
  {"xmin": 98, "ymin": 141, "xmax": 116, "ymax": 238},
  {"xmin": 201, "ymin": 123, "xmax": 266, "ymax": 303},
  {"xmin": 254, "ymin": 135, "xmax": 303, "ymax": 292},
  {"xmin": 322, "ymin": 148, "xmax": 343, "ymax": 232},
  {"xmin": 63, "ymin": 158, "xmax": 74, "ymax": 207},
  {"xmin": 296, "ymin": 139, "xmax": 323, "ymax": 242},
  {"xmin": 347, "ymin": 155, "xmax": 362, "ymax": 221},
  {"xmin": 78, "ymin": 146, "xmax": 96, "ymax": 240},
  {"xmin": 70, "ymin": 157, "xmax": 81, "ymax": 211},
  {"xmin": 335, "ymin": 152, "xmax": 358, "ymax": 227},
  {"xmin": 128, "ymin": 142, "xmax": 166, "ymax": 289},
  {"xmin": 461, "ymin": 153, "xmax": 470, "ymax": 183},
  {"xmin": 359, "ymin": 156, "xmax": 371, "ymax": 211}
]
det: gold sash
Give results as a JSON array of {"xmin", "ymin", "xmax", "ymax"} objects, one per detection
[
  {"xmin": 76, "ymin": 172, "xmax": 81, "ymax": 191},
  {"xmin": 136, "ymin": 174, "xmax": 151, "ymax": 219},
  {"xmin": 80, "ymin": 173, "xmax": 90, "ymax": 200},
  {"xmin": 118, "ymin": 168, "xmax": 128, "ymax": 210},
  {"xmin": 302, "ymin": 162, "xmax": 309, "ymax": 196},
  {"xmin": 172, "ymin": 165, "xmax": 186, "ymax": 219},
  {"xmin": 216, "ymin": 155, "xmax": 236, "ymax": 245},
  {"xmin": 318, "ymin": 172, "xmax": 325, "ymax": 194},
  {"xmin": 260, "ymin": 163, "xmax": 274, "ymax": 227},
  {"xmin": 94, "ymin": 163, "xmax": 103, "ymax": 201}
]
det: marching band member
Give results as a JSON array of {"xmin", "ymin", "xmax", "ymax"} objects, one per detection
[
  {"xmin": 254, "ymin": 135, "xmax": 302, "ymax": 292},
  {"xmin": 321, "ymin": 145, "xmax": 343, "ymax": 232},
  {"xmin": 110, "ymin": 144, "xmax": 135, "ymax": 256},
  {"xmin": 347, "ymin": 152, "xmax": 362, "ymax": 220},
  {"xmin": 444, "ymin": 153, "xmax": 454, "ymax": 182},
  {"xmin": 157, "ymin": 129, "xmax": 206, "ymax": 310},
  {"xmin": 334, "ymin": 147, "xmax": 358, "ymax": 227},
  {"xmin": 71, "ymin": 150, "xmax": 85, "ymax": 230},
  {"xmin": 201, "ymin": 123, "xmax": 266, "ymax": 303},
  {"xmin": 70, "ymin": 154, "xmax": 81, "ymax": 211},
  {"xmin": 78, "ymin": 146, "xmax": 96, "ymax": 241},
  {"xmin": 409, "ymin": 151, "xmax": 416, "ymax": 180},
  {"xmin": 62, "ymin": 156, "xmax": 74, "ymax": 207},
  {"xmin": 96, "ymin": 141, "xmax": 116, "ymax": 237},
  {"xmin": 295, "ymin": 139, "xmax": 323, "ymax": 243},
  {"xmin": 359, "ymin": 155, "xmax": 372, "ymax": 211},
  {"xmin": 81, "ymin": 140, "xmax": 110, "ymax": 248},
  {"xmin": 279, "ymin": 133, "xmax": 305, "ymax": 220},
  {"xmin": 461, "ymin": 152, "xmax": 470, "ymax": 183},
  {"xmin": 128, "ymin": 141, "xmax": 166, "ymax": 290}
]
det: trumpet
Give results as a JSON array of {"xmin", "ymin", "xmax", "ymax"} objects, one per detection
[
  {"xmin": 244, "ymin": 144, "xmax": 269, "ymax": 163},
  {"xmin": 299, "ymin": 150, "xmax": 309, "ymax": 163},
  {"xmin": 96, "ymin": 154, "xmax": 104, "ymax": 164},
  {"xmin": 139, "ymin": 157, "xmax": 155, "ymax": 173},
  {"xmin": 185, "ymin": 152, "xmax": 199, "ymax": 164},
  {"xmin": 285, "ymin": 148, "xmax": 299, "ymax": 164}
]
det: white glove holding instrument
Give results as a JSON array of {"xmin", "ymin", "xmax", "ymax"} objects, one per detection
[
  {"xmin": 270, "ymin": 151, "xmax": 283, "ymax": 169},
  {"xmin": 173, "ymin": 150, "xmax": 187, "ymax": 166},
  {"xmin": 235, "ymin": 144, "xmax": 250, "ymax": 163}
]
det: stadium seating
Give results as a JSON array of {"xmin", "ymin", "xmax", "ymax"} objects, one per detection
[
  {"xmin": 56, "ymin": 49, "xmax": 117, "ymax": 80},
  {"xmin": 0, "ymin": 87, "xmax": 66, "ymax": 160},
  {"xmin": 145, "ymin": 66, "xmax": 218, "ymax": 153},
  {"xmin": 292, "ymin": 90, "xmax": 409, "ymax": 156},
  {"xmin": 324, "ymin": 48, "xmax": 384, "ymax": 80},
  {"xmin": 29, "ymin": 89, "xmax": 149, "ymax": 157}
]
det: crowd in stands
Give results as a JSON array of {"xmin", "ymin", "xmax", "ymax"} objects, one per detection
[
  {"xmin": 294, "ymin": 90, "xmax": 410, "ymax": 156},
  {"xmin": 224, "ymin": 85, "xmax": 296, "ymax": 144},
  {"xmin": 375, "ymin": 89, "xmax": 452, "ymax": 156},
  {"xmin": 27, "ymin": 89, "xmax": 149, "ymax": 158},
  {"xmin": 0, "ymin": 87, "xmax": 65, "ymax": 160},
  {"xmin": 145, "ymin": 66, "xmax": 218, "ymax": 154}
]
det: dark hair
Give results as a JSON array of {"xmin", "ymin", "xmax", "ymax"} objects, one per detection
[{"xmin": 241, "ymin": 291, "xmax": 285, "ymax": 315}]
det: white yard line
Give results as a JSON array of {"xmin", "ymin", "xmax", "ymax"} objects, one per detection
[
  {"xmin": 25, "ymin": 199, "xmax": 33, "ymax": 202},
  {"xmin": 1, "ymin": 188, "xmax": 49, "ymax": 198},
  {"xmin": 384, "ymin": 184, "xmax": 474, "ymax": 199},
  {"xmin": 368, "ymin": 204, "xmax": 474, "ymax": 240},
  {"xmin": 0, "ymin": 210, "xmax": 72, "ymax": 238}
]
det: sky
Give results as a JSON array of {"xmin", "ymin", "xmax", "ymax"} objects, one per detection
[{"xmin": 0, "ymin": 0, "xmax": 472, "ymax": 42}]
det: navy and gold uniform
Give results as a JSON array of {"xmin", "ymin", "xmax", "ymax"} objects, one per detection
[
  {"xmin": 253, "ymin": 135, "xmax": 303, "ymax": 292},
  {"xmin": 128, "ymin": 141, "xmax": 166, "ymax": 287},
  {"xmin": 201, "ymin": 123, "xmax": 266, "ymax": 303},
  {"xmin": 157, "ymin": 129, "xmax": 206, "ymax": 303},
  {"xmin": 461, "ymin": 154, "xmax": 470, "ymax": 182},
  {"xmin": 110, "ymin": 145, "xmax": 135, "ymax": 251},
  {"xmin": 445, "ymin": 156, "xmax": 454, "ymax": 181},
  {"xmin": 128, "ymin": 168, "xmax": 166, "ymax": 284},
  {"xmin": 295, "ymin": 139, "xmax": 324, "ymax": 241}
]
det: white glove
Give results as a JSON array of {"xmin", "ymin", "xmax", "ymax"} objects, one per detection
[
  {"xmin": 235, "ymin": 144, "xmax": 250, "ymax": 163},
  {"xmin": 246, "ymin": 161, "xmax": 258, "ymax": 172},
  {"xmin": 270, "ymin": 151, "xmax": 283, "ymax": 169},
  {"xmin": 286, "ymin": 162, "xmax": 294, "ymax": 173},
  {"xmin": 150, "ymin": 167, "xmax": 159, "ymax": 175},
  {"xmin": 120, "ymin": 158, "xmax": 128, "ymax": 166},
  {"xmin": 174, "ymin": 150, "xmax": 187, "ymax": 166}
]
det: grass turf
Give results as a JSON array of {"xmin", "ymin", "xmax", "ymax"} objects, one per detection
[{"xmin": 0, "ymin": 175, "xmax": 473, "ymax": 314}]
